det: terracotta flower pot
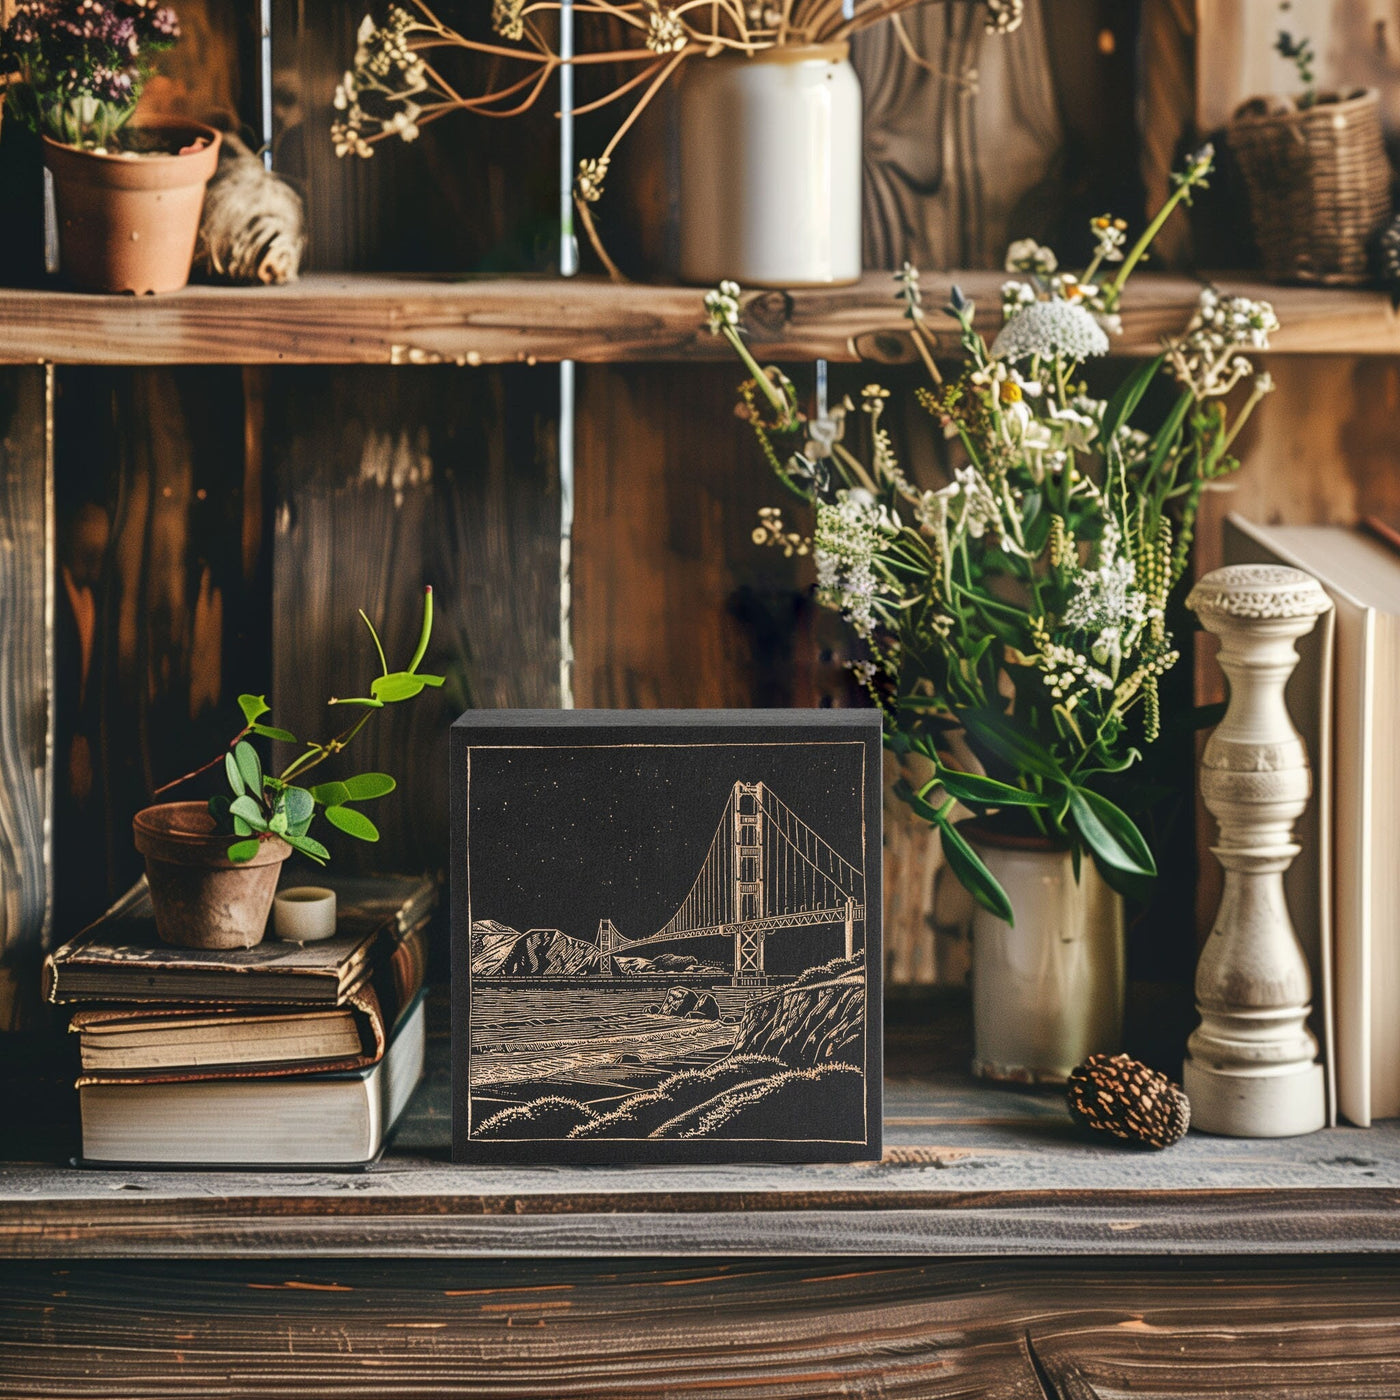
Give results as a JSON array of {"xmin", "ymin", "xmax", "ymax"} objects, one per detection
[
  {"xmin": 133, "ymin": 800, "xmax": 291, "ymax": 950},
  {"xmin": 43, "ymin": 120, "xmax": 221, "ymax": 294}
]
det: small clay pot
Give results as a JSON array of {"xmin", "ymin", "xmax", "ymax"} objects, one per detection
[
  {"xmin": 133, "ymin": 800, "xmax": 290, "ymax": 950},
  {"xmin": 43, "ymin": 120, "xmax": 220, "ymax": 294}
]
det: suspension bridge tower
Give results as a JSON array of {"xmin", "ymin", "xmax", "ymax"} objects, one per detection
[
  {"xmin": 732, "ymin": 782, "xmax": 768, "ymax": 987},
  {"xmin": 596, "ymin": 919, "xmax": 622, "ymax": 965}
]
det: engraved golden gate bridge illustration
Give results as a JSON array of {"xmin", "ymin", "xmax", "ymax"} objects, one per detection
[{"xmin": 594, "ymin": 782, "xmax": 865, "ymax": 988}]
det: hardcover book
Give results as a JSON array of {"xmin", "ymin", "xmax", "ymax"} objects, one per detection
[
  {"xmin": 69, "ymin": 918, "xmax": 428, "ymax": 1081},
  {"xmin": 44, "ymin": 872, "xmax": 437, "ymax": 1007},
  {"xmin": 78, "ymin": 992, "xmax": 427, "ymax": 1168},
  {"xmin": 451, "ymin": 709, "xmax": 883, "ymax": 1164}
]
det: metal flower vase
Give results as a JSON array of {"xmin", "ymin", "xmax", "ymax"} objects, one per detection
[{"xmin": 966, "ymin": 826, "xmax": 1125, "ymax": 1084}]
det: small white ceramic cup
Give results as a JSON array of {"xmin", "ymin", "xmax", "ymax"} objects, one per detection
[{"xmin": 273, "ymin": 886, "xmax": 338, "ymax": 942}]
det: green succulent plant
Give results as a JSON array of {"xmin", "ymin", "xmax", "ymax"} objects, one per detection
[{"xmin": 179, "ymin": 586, "xmax": 442, "ymax": 865}]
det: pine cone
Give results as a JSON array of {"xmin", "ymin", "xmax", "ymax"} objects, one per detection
[{"xmin": 1066, "ymin": 1053, "xmax": 1190, "ymax": 1149}]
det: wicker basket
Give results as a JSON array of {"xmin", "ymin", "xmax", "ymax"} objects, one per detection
[{"xmin": 1228, "ymin": 87, "xmax": 1392, "ymax": 286}]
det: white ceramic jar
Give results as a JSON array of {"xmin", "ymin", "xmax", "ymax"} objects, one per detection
[
  {"xmin": 966, "ymin": 829, "xmax": 1125, "ymax": 1083},
  {"xmin": 677, "ymin": 42, "xmax": 862, "ymax": 287}
]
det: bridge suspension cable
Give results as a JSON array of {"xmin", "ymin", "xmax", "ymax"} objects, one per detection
[{"xmin": 621, "ymin": 781, "xmax": 864, "ymax": 951}]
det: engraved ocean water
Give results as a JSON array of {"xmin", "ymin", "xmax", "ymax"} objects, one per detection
[{"xmin": 469, "ymin": 982, "xmax": 755, "ymax": 1097}]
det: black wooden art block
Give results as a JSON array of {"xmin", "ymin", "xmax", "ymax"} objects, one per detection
[{"xmin": 450, "ymin": 710, "xmax": 883, "ymax": 1163}]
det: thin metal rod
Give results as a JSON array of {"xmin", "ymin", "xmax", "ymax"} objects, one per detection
[
  {"xmin": 259, "ymin": 0, "xmax": 274, "ymax": 168},
  {"xmin": 558, "ymin": 0, "xmax": 577, "ymax": 708}
]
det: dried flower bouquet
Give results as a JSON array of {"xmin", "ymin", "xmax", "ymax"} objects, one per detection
[
  {"xmin": 332, "ymin": 0, "xmax": 1023, "ymax": 275},
  {"xmin": 709, "ymin": 147, "xmax": 1280, "ymax": 921}
]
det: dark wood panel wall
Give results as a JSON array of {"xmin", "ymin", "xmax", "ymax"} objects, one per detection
[
  {"xmin": 268, "ymin": 365, "xmax": 561, "ymax": 879},
  {"xmin": 52, "ymin": 368, "xmax": 268, "ymax": 935},
  {"xmin": 0, "ymin": 368, "xmax": 52, "ymax": 1032},
  {"xmin": 270, "ymin": 0, "xmax": 557, "ymax": 273}
]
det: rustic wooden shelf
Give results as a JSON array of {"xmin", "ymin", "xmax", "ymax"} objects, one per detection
[
  {"xmin": 5, "ymin": 1022, "xmax": 1399, "ymax": 1260},
  {"xmin": 2, "ymin": 273, "xmax": 1398, "ymax": 367}
]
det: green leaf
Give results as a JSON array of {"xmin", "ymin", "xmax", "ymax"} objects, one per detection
[
  {"xmin": 269, "ymin": 809, "xmax": 288, "ymax": 835},
  {"xmin": 224, "ymin": 749, "xmax": 245, "ymax": 799},
  {"xmin": 325, "ymin": 805, "xmax": 380, "ymax": 842},
  {"xmin": 282, "ymin": 786, "xmax": 314, "ymax": 827},
  {"xmin": 232, "ymin": 814, "xmax": 253, "ymax": 837},
  {"xmin": 940, "ymin": 821, "xmax": 1015, "ymax": 925},
  {"xmin": 1067, "ymin": 786, "xmax": 1157, "ymax": 877},
  {"xmin": 233, "ymin": 740, "xmax": 262, "ymax": 798},
  {"xmin": 936, "ymin": 767, "xmax": 1050, "ymax": 810},
  {"xmin": 1100, "ymin": 354, "xmax": 1163, "ymax": 447},
  {"xmin": 288, "ymin": 816, "xmax": 313, "ymax": 838},
  {"xmin": 959, "ymin": 707, "xmax": 1066, "ymax": 783},
  {"xmin": 360, "ymin": 608, "xmax": 389, "ymax": 676},
  {"xmin": 342, "ymin": 772, "xmax": 395, "ymax": 801},
  {"xmin": 408, "ymin": 585, "xmax": 434, "ymax": 674},
  {"xmin": 309, "ymin": 780, "xmax": 351, "ymax": 808},
  {"xmin": 1146, "ymin": 389, "xmax": 1193, "ymax": 476},
  {"xmin": 229, "ymin": 795, "xmax": 268, "ymax": 830},
  {"xmin": 891, "ymin": 777, "xmax": 947, "ymax": 828},
  {"xmin": 251, "ymin": 723, "xmax": 298, "ymax": 743},
  {"xmin": 371, "ymin": 671, "xmax": 444, "ymax": 703},
  {"xmin": 1091, "ymin": 854, "xmax": 1155, "ymax": 904},
  {"xmin": 227, "ymin": 838, "xmax": 262, "ymax": 863},
  {"xmin": 371, "ymin": 672, "xmax": 427, "ymax": 703},
  {"xmin": 237, "ymin": 694, "xmax": 270, "ymax": 725},
  {"xmin": 207, "ymin": 794, "xmax": 231, "ymax": 826},
  {"xmin": 327, "ymin": 696, "xmax": 385, "ymax": 710},
  {"xmin": 285, "ymin": 832, "xmax": 330, "ymax": 864}
]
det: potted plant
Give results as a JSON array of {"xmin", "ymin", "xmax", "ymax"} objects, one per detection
[
  {"xmin": 709, "ymin": 148, "xmax": 1281, "ymax": 1081},
  {"xmin": 0, "ymin": 0, "xmax": 220, "ymax": 293},
  {"xmin": 1228, "ymin": 25, "xmax": 1391, "ymax": 286},
  {"xmin": 329, "ymin": 0, "xmax": 1024, "ymax": 284},
  {"xmin": 135, "ymin": 587, "xmax": 443, "ymax": 950}
]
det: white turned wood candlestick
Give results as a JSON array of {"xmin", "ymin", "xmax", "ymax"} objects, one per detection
[{"xmin": 1185, "ymin": 565, "xmax": 1332, "ymax": 1137}]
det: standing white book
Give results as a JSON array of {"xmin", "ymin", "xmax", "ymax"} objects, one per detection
[{"xmin": 1225, "ymin": 515, "xmax": 1400, "ymax": 1126}]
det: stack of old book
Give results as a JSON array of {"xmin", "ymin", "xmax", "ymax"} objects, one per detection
[{"xmin": 43, "ymin": 873, "xmax": 435, "ymax": 1167}]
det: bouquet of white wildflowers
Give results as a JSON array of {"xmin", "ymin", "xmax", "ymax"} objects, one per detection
[{"xmin": 707, "ymin": 146, "xmax": 1280, "ymax": 922}]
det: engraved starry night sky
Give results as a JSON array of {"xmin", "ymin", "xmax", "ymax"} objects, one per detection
[{"xmin": 467, "ymin": 742, "xmax": 864, "ymax": 968}]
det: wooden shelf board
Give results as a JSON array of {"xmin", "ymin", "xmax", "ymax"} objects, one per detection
[
  {"xmin": 4, "ymin": 1029, "xmax": 1399, "ymax": 1259},
  {"xmin": 1, "ymin": 273, "xmax": 1397, "ymax": 367}
]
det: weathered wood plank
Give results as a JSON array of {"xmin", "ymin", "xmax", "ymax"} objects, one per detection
[
  {"xmin": 52, "ymin": 367, "xmax": 268, "ymax": 935},
  {"xmin": 571, "ymin": 364, "xmax": 818, "ymax": 710},
  {"xmin": 267, "ymin": 365, "xmax": 560, "ymax": 877},
  {"xmin": 5, "ymin": 1190, "xmax": 1400, "ymax": 1260},
  {"xmin": 0, "ymin": 367, "xmax": 52, "ymax": 1031},
  {"xmin": 0, "ymin": 274, "xmax": 1395, "ymax": 367},
  {"xmin": 270, "ymin": 0, "xmax": 555, "ymax": 274},
  {"xmin": 854, "ymin": 0, "xmax": 1068, "ymax": 271},
  {"xmin": 6, "ymin": 1020, "xmax": 1400, "ymax": 1259},
  {"xmin": 1139, "ymin": 0, "xmax": 1198, "ymax": 268},
  {"xmin": 2, "ymin": 1259, "xmax": 1399, "ymax": 1397}
]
